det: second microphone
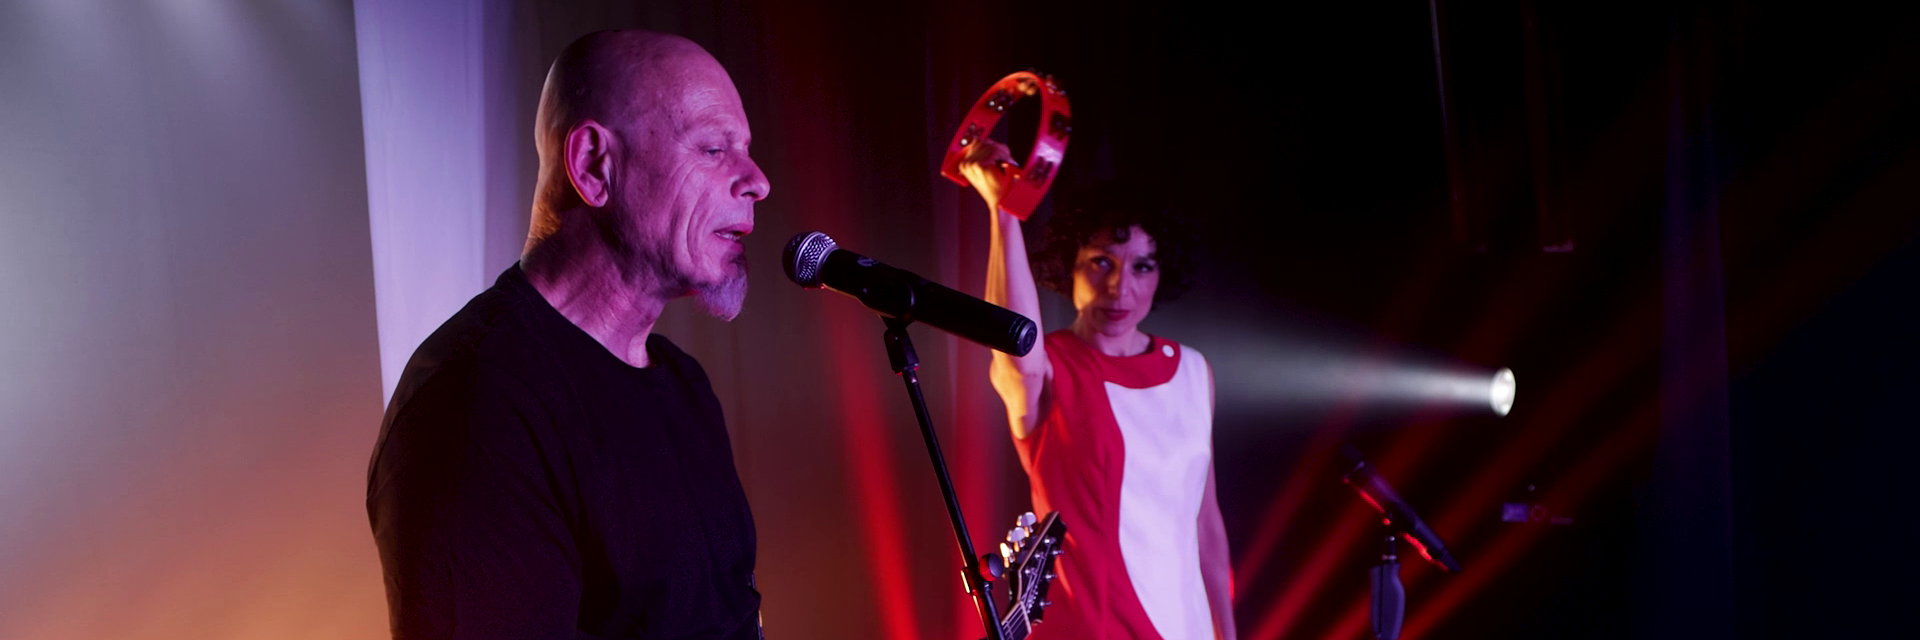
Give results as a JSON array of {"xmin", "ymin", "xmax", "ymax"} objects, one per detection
[{"xmin": 784, "ymin": 231, "xmax": 1038, "ymax": 357}]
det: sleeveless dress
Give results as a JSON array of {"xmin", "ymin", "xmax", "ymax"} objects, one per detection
[{"xmin": 1015, "ymin": 330, "xmax": 1214, "ymax": 640}]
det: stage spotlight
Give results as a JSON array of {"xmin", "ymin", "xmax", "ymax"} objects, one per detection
[
  {"xmin": 1168, "ymin": 311, "xmax": 1520, "ymax": 425},
  {"xmin": 1204, "ymin": 335, "xmax": 1518, "ymax": 424},
  {"xmin": 1490, "ymin": 367, "xmax": 1516, "ymax": 416},
  {"xmin": 1407, "ymin": 366, "xmax": 1518, "ymax": 417}
]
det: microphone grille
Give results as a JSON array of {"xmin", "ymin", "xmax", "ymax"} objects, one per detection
[{"xmin": 782, "ymin": 231, "xmax": 838, "ymax": 287}]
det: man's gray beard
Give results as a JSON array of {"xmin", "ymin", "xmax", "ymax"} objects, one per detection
[
  {"xmin": 607, "ymin": 212, "xmax": 747, "ymax": 320},
  {"xmin": 693, "ymin": 255, "xmax": 749, "ymax": 321}
]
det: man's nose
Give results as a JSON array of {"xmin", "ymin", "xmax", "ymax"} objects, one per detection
[{"xmin": 734, "ymin": 157, "xmax": 770, "ymax": 201}]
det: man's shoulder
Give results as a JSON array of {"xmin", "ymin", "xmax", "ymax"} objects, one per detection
[
  {"xmin": 387, "ymin": 272, "xmax": 559, "ymax": 413},
  {"xmin": 371, "ymin": 281, "xmax": 560, "ymax": 478}
]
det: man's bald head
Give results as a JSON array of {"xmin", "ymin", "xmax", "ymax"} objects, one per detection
[
  {"xmin": 536, "ymin": 30, "xmax": 715, "ymax": 136},
  {"xmin": 532, "ymin": 31, "xmax": 730, "ymax": 209},
  {"xmin": 521, "ymin": 29, "xmax": 766, "ymax": 326}
]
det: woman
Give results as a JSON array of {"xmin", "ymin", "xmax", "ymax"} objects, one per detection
[{"xmin": 960, "ymin": 141, "xmax": 1235, "ymax": 640}]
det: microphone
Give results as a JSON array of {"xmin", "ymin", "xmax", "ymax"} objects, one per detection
[
  {"xmin": 783, "ymin": 231, "xmax": 1038, "ymax": 357},
  {"xmin": 1341, "ymin": 445, "xmax": 1463, "ymax": 572}
]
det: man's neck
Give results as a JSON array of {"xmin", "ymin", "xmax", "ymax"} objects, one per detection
[{"xmin": 521, "ymin": 238, "xmax": 668, "ymax": 368}]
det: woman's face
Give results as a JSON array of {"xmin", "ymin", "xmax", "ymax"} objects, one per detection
[{"xmin": 1071, "ymin": 225, "xmax": 1161, "ymax": 338}]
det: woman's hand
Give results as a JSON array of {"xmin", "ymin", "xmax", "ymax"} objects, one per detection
[{"xmin": 956, "ymin": 138, "xmax": 1017, "ymax": 211}]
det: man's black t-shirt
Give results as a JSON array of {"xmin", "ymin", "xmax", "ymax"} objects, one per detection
[{"xmin": 368, "ymin": 265, "xmax": 760, "ymax": 640}]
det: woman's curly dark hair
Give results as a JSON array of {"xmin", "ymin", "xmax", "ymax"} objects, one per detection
[{"xmin": 1032, "ymin": 180, "xmax": 1198, "ymax": 307}]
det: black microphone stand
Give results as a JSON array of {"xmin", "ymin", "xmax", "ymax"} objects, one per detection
[
  {"xmin": 1370, "ymin": 530, "xmax": 1406, "ymax": 640},
  {"xmin": 1343, "ymin": 444, "xmax": 1458, "ymax": 640},
  {"xmin": 880, "ymin": 317, "xmax": 1006, "ymax": 640}
]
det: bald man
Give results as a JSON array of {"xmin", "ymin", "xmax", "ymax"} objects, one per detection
[{"xmin": 367, "ymin": 31, "xmax": 770, "ymax": 640}]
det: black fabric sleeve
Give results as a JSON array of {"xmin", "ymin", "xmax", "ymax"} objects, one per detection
[{"xmin": 368, "ymin": 365, "xmax": 601, "ymax": 640}]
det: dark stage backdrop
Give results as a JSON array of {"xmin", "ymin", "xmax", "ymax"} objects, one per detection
[{"xmin": 2, "ymin": 1, "xmax": 1915, "ymax": 639}]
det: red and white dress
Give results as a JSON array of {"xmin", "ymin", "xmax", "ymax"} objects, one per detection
[{"xmin": 1016, "ymin": 330, "xmax": 1214, "ymax": 640}]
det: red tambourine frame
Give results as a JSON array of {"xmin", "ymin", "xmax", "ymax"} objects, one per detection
[{"xmin": 939, "ymin": 71, "xmax": 1071, "ymax": 221}]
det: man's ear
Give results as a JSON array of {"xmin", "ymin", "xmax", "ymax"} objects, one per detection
[{"xmin": 564, "ymin": 120, "xmax": 615, "ymax": 207}]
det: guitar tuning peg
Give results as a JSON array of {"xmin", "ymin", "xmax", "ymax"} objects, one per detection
[
  {"xmin": 999, "ymin": 541, "xmax": 1016, "ymax": 562},
  {"xmin": 1007, "ymin": 527, "xmax": 1029, "ymax": 546},
  {"xmin": 1019, "ymin": 512, "xmax": 1038, "ymax": 528}
]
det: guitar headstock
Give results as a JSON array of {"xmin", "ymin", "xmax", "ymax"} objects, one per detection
[{"xmin": 994, "ymin": 511, "xmax": 1066, "ymax": 640}]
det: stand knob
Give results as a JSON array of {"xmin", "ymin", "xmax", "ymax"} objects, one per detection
[{"xmin": 980, "ymin": 553, "xmax": 1007, "ymax": 582}]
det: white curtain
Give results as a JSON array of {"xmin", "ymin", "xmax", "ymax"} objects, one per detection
[
  {"xmin": 0, "ymin": 1, "xmax": 387, "ymax": 638},
  {"xmin": 355, "ymin": 0, "xmax": 497, "ymax": 401}
]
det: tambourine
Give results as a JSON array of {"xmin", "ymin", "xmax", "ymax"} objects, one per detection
[{"xmin": 939, "ymin": 71, "xmax": 1072, "ymax": 220}]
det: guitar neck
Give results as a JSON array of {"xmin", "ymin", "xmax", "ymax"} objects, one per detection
[
  {"xmin": 987, "ymin": 510, "xmax": 1063, "ymax": 640},
  {"xmin": 997, "ymin": 597, "xmax": 1031, "ymax": 640},
  {"xmin": 997, "ymin": 610, "xmax": 1028, "ymax": 640}
]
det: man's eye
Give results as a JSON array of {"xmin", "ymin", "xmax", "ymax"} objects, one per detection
[
  {"xmin": 1090, "ymin": 257, "xmax": 1111, "ymax": 268},
  {"xmin": 1135, "ymin": 261, "xmax": 1157, "ymax": 273},
  {"xmin": 704, "ymin": 147, "xmax": 724, "ymax": 156}
]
